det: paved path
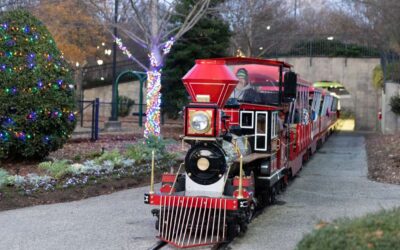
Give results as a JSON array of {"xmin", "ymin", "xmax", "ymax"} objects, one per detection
[
  {"xmin": 0, "ymin": 133, "xmax": 400, "ymax": 250},
  {"xmin": 230, "ymin": 132, "xmax": 400, "ymax": 250}
]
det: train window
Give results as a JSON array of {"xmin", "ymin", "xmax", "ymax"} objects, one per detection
[
  {"xmin": 311, "ymin": 92, "xmax": 322, "ymax": 121},
  {"xmin": 240, "ymin": 111, "xmax": 254, "ymax": 128},
  {"xmin": 271, "ymin": 112, "xmax": 279, "ymax": 139},
  {"xmin": 331, "ymin": 98, "xmax": 338, "ymax": 112},
  {"xmin": 319, "ymin": 98, "xmax": 324, "ymax": 116},
  {"xmin": 255, "ymin": 111, "xmax": 268, "ymax": 151},
  {"xmin": 321, "ymin": 95, "xmax": 333, "ymax": 116}
]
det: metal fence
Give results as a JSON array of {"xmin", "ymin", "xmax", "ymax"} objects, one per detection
[
  {"xmin": 262, "ymin": 38, "xmax": 381, "ymax": 58},
  {"xmin": 76, "ymin": 99, "xmax": 99, "ymax": 141},
  {"xmin": 381, "ymin": 52, "xmax": 400, "ymax": 84},
  {"xmin": 76, "ymin": 98, "xmax": 147, "ymax": 137}
]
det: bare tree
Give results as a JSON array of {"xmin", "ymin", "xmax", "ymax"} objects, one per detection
[
  {"xmin": 341, "ymin": 0, "xmax": 400, "ymax": 52},
  {"xmin": 220, "ymin": 0, "xmax": 296, "ymax": 57},
  {"xmin": 0, "ymin": 0, "xmax": 38, "ymax": 11},
  {"xmin": 86, "ymin": 0, "xmax": 210, "ymax": 137},
  {"xmin": 295, "ymin": 3, "xmax": 368, "ymax": 42}
]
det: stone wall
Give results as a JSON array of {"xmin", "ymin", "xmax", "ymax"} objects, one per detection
[
  {"xmin": 381, "ymin": 82, "xmax": 400, "ymax": 134},
  {"xmin": 82, "ymin": 80, "xmax": 144, "ymax": 119},
  {"xmin": 81, "ymin": 57, "xmax": 382, "ymax": 131},
  {"xmin": 277, "ymin": 57, "xmax": 381, "ymax": 131}
]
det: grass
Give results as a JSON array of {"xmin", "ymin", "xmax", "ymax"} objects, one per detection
[{"xmin": 297, "ymin": 208, "xmax": 400, "ymax": 250}]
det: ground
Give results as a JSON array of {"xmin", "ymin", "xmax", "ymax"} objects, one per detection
[
  {"xmin": 365, "ymin": 133, "xmax": 400, "ymax": 185},
  {"xmin": 1, "ymin": 133, "xmax": 400, "ymax": 250},
  {"xmin": 1, "ymin": 120, "xmax": 399, "ymax": 211},
  {"xmin": 230, "ymin": 133, "xmax": 400, "ymax": 250}
]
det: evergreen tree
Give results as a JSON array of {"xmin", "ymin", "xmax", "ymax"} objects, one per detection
[
  {"xmin": 162, "ymin": 0, "xmax": 231, "ymax": 118},
  {"xmin": 0, "ymin": 10, "xmax": 76, "ymax": 160}
]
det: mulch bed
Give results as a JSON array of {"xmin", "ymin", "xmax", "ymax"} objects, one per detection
[
  {"xmin": 0, "ymin": 174, "xmax": 162, "ymax": 211},
  {"xmin": 365, "ymin": 133, "xmax": 400, "ymax": 185},
  {"xmin": 0, "ymin": 129, "xmax": 182, "ymax": 211},
  {"xmin": 1, "ymin": 134, "xmax": 139, "ymax": 176}
]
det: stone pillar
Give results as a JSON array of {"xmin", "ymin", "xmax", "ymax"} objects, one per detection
[
  {"xmin": 382, "ymin": 82, "xmax": 400, "ymax": 134},
  {"xmin": 74, "ymin": 68, "xmax": 83, "ymax": 103}
]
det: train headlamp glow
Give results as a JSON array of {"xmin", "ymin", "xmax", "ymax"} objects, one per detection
[
  {"xmin": 197, "ymin": 157, "xmax": 210, "ymax": 171},
  {"xmin": 190, "ymin": 112, "xmax": 210, "ymax": 133}
]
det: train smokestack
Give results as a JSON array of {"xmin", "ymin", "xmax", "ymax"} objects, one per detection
[{"xmin": 182, "ymin": 59, "xmax": 238, "ymax": 108}]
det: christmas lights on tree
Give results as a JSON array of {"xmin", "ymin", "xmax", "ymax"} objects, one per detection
[
  {"xmin": 113, "ymin": 35, "xmax": 174, "ymax": 138},
  {"xmin": 143, "ymin": 38, "xmax": 174, "ymax": 138},
  {"xmin": 0, "ymin": 10, "xmax": 76, "ymax": 159}
]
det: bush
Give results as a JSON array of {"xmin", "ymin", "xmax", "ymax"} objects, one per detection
[
  {"xmin": 0, "ymin": 168, "xmax": 10, "ymax": 188},
  {"xmin": 297, "ymin": 208, "xmax": 400, "ymax": 250},
  {"xmin": 118, "ymin": 96, "xmax": 135, "ymax": 117},
  {"xmin": 94, "ymin": 150, "xmax": 123, "ymax": 167},
  {"xmin": 373, "ymin": 65, "xmax": 384, "ymax": 89},
  {"xmin": 389, "ymin": 95, "xmax": 400, "ymax": 115},
  {"xmin": 124, "ymin": 136, "xmax": 177, "ymax": 164},
  {"xmin": 0, "ymin": 10, "xmax": 76, "ymax": 160},
  {"xmin": 38, "ymin": 160, "xmax": 72, "ymax": 179}
]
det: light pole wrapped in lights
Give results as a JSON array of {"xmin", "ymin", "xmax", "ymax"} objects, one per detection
[{"xmin": 110, "ymin": 0, "xmax": 119, "ymax": 121}]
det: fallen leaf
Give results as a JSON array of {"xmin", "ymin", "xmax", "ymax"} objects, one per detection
[
  {"xmin": 315, "ymin": 221, "xmax": 329, "ymax": 230},
  {"xmin": 373, "ymin": 229, "xmax": 384, "ymax": 239}
]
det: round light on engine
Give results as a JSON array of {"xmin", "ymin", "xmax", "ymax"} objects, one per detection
[
  {"xmin": 190, "ymin": 111, "xmax": 210, "ymax": 133},
  {"xmin": 197, "ymin": 157, "xmax": 210, "ymax": 171}
]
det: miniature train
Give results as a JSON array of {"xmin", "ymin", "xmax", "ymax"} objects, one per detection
[{"xmin": 144, "ymin": 57, "xmax": 339, "ymax": 248}]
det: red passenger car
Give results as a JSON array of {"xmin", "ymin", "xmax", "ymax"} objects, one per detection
[{"xmin": 144, "ymin": 57, "xmax": 339, "ymax": 248}]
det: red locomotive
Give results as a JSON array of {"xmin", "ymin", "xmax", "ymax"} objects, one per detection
[{"xmin": 144, "ymin": 57, "xmax": 339, "ymax": 248}]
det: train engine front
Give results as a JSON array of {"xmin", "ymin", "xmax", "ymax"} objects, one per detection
[{"xmin": 144, "ymin": 59, "xmax": 253, "ymax": 248}]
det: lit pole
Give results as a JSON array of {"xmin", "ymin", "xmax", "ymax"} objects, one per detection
[{"xmin": 110, "ymin": 0, "xmax": 119, "ymax": 121}]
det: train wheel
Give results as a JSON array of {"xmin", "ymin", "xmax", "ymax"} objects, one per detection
[
  {"xmin": 279, "ymin": 178, "xmax": 287, "ymax": 192},
  {"xmin": 226, "ymin": 220, "xmax": 241, "ymax": 241},
  {"xmin": 267, "ymin": 186, "xmax": 277, "ymax": 205},
  {"xmin": 257, "ymin": 191, "xmax": 269, "ymax": 209},
  {"xmin": 238, "ymin": 222, "xmax": 248, "ymax": 237}
]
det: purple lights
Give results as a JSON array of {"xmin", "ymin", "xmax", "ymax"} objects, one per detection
[
  {"xmin": 37, "ymin": 80, "xmax": 44, "ymax": 89},
  {"xmin": 68, "ymin": 112, "xmax": 75, "ymax": 122}
]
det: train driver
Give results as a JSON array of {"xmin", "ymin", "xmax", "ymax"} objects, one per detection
[{"xmin": 230, "ymin": 68, "xmax": 258, "ymax": 102}]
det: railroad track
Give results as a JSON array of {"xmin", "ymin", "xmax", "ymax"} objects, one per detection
[
  {"xmin": 148, "ymin": 240, "xmax": 231, "ymax": 250},
  {"xmin": 148, "ymin": 240, "xmax": 167, "ymax": 250}
]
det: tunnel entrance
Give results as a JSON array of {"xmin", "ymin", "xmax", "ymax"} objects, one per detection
[{"xmin": 314, "ymin": 81, "xmax": 355, "ymax": 131}]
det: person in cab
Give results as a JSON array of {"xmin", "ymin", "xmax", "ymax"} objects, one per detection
[{"xmin": 230, "ymin": 68, "xmax": 259, "ymax": 103}]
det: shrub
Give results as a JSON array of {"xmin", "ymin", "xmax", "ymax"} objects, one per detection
[
  {"xmin": 297, "ymin": 208, "xmax": 400, "ymax": 250},
  {"xmin": 0, "ymin": 168, "xmax": 10, "ymax": 188},
  {"xmin": 373, "ymin": 65, "xmax": 384, "ymax": 89},
  {"xmin": 7, "ymin": 174, "xmax": 25, "ymax": 187},
  {"xmin": 38, "ymin": 160, "xmax": 72, "ymax": 179},
  {"xmin": 124, "ymin": 136, "xmax": 177, "ymax": 164},
  {"xmin": 94, "ymin": 150, "xmax": 123, "ymax": 167},
  {"xmin": 118, "ymin": 96, "xmax": 135, "ymax": 117},
  {"xmin": 0, "ymin": 10, "xmax": 76, "ymax": 160},
  {"xmin": 389, "ymin": 95, "xmax": 400, "ymax": 115}
]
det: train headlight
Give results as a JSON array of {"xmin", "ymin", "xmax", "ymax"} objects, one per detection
[
  {"xmin": 190, "ymin": 112, "xmax": 210, "ymax": 133},
  {"xmin": 197, "ymin": 157, "xmax": 210, "ymax": 171}
]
